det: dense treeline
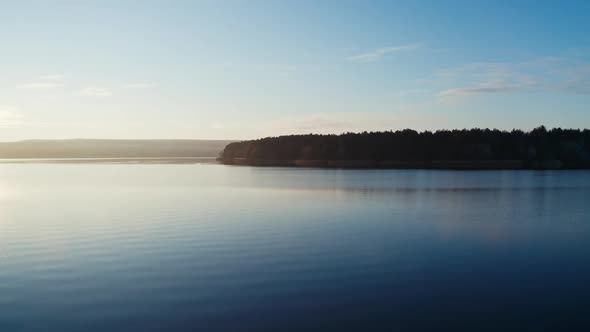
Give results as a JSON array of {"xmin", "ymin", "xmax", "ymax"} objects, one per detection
[{"xmin": 220, "ymin": 126, "xmax": 590, "ymax": 169}]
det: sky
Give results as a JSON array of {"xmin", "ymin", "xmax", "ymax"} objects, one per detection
[{"xmin": 1, "ymin": 0, "xmax": 589, "ymax": 140}]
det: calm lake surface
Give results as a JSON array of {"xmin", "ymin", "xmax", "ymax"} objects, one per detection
[{"xmin": 1, "ymin": 164, "xmax": 590, "ymax": 331}]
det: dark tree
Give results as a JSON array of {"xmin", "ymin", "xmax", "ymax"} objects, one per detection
[{"xmin": 219, "ymin": 127, "xmax": 590, "ymax": 169}]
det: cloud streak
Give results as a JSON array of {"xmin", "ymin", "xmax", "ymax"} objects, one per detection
[
  {"xmin": 347, "ymin": 44, "xmax": 419, "ymax": 62},
  {"xmin": 17, "ymin": 82, "xmax": 65, "ymax": 89},
  {"xmin": 41, "ymin": 74, "xmax": 65, "ymax": 80},
  {"xmin": 79, "ymin": 86, "xmax": 112, "ymax": 97},
  {"xmin": 434, "ymin": 57, "xmax": 590, "ymax": 100},
  {"xmin": 17, "ymin": 74, "xmax": 65, "ymax": 90},
  {"xmin": 438, "ymin": 76, "xmax": 540, "ymax": 98},
  {"xmin": 0, "ymin": 106, "xmax": 30, "ymax": 128},
  {"xmin": 124, "ymin": 82, "xmax": 155, "ymax": 89}
]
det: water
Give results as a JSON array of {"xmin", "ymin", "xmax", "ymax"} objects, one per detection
[{"xmin": 1, "ymin": 164, "xmax": 589, "ymax": 331}]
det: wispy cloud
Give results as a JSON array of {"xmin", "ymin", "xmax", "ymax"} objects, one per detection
[
  {"xmin": 124, "ymin": 82, "xmax": 155, "ymax": 89},
  {"xmin": 17, "ymin": 82, "xmax": 65, "ymax": 89},
  {"xmin": 41, "ymin": 74, "xmax": 65, "ymax": 80},
  {"xmin": 0, "ymin": 106, "xmax": 89, "ymax": 130},
  {"xmin": 438, "ymin": 74, "xmax": 540, "ymax": 99},
  {"xmin": 79, "ymin": 86, "xmax": 112, "ymax": 97},
  {"xmin": 433, "ymin": 57, "xmax": 590, "ymax": 100},
  {"xmin": 347, "ymin": 44, "xmax": 419, "ymax": 62},
  {"xmin": 17, "ymin": 74, "xmax": 65, "ymax": 90},
  {"xmin": 0, "ymin": 105, "xmax": 28, "ymax": 128},
  {"xmin": 560, "ymin": 64, "xmax": 590, "ymax": 94},
  {"xmin": 212, "ymin": 63, "xmax": 298, "ymax": 78},
  {"xmin": 439, "ymin": 87, "xmax": 513, "ymax": 98}
]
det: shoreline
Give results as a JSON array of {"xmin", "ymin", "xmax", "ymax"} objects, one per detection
[
  {"xmin": 220, "ymin": 158, "xmax": 581, "ymax": 170},
  {"xmin": 0, "ymin": 157, "xmax": 219, "ymax": 164}
]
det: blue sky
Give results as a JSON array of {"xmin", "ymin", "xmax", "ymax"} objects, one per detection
[{"xmin": 1, "ymin": 0, "xmax": 589, "ymax": 140}]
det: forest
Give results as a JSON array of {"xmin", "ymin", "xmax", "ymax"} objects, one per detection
[{"xmin": 219, "ymin": 126, "xmax": 590, "ymax": 169}]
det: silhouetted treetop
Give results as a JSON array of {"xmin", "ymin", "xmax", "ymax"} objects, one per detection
[{"xmin": 220, "ymin": 127, "xmax": 590, "ymax": 169}]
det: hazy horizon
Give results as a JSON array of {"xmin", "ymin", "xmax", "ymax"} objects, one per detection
[
  {"xmin": 0, "ymin": 139, "xmax": 233, "ymax": 158},
  {"xmin": 0, "ymin": 124, "xmax": 587, "ymax": 143},
  {"xmin": 0, "ymin": 138, "xmax": 236, "ymax": 143},
  {"xmin": 2, "ymin": 1, "xmax": 590, "ymax": 141}
]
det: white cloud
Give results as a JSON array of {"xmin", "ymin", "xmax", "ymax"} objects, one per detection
[
  {"xmin": 0, "ymin": 105, "xmax": 21, "ymax": 117},
  {"xmin": 0, "ymin": 106, "xmax": 99, "ymax": 130},
  {"xmin": 212, "ymin": 63, "xmax": 297, "ymax": 78},
  {"xmin": 347, "ymin": 44, "xmax": 419, "ymax": 62},
  {"xmin": 41, "ymin": 74, "xmax": 65, "ymax": 80},
  {"xmin": 16, "ymin": 74, "xmax": 65, "ymax": 90},
  {"xmin": 124, "ymin": 82, "xmax": 155, "ymax": 89},
  {"xmin": 0, "ymin": 106, "xmax": 27, "ymax": 128},
  {"xmin": 438, "ymin": 77, "xmax": 540, "ymax": 99},
  {"xmin": 17, "ymin": 82, "xmax": 65, "ymax": 89},
  {"xmin": 79, "ymin": 86, "xmax": 112, "ymax": 97}
]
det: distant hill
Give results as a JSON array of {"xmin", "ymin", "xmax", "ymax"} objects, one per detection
[
  {"xmin": 0, "ymin": 139, "xmax": 233, "ymax": 158},
  {"xmin": 220, "ymin": 127, "xmax": 590, "ymax": 170}
]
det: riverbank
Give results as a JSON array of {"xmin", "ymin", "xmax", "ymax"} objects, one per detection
[{"xmin": 221, "ymin": 158, "xmax": 574, "ymax": 170}]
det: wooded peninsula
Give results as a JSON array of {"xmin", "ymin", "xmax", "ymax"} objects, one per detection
[{"xmin": 219, "ymin": 126, "xmax": 590, "ymax": 169}]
